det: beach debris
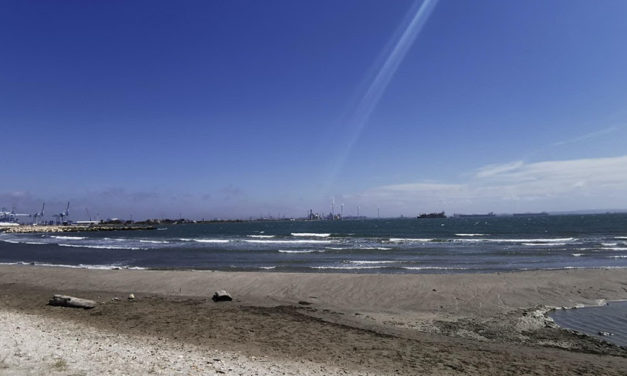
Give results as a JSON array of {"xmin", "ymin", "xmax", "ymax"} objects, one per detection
[
  {"xmin": 598, "ymin": 331, "xmax": 613, "ymax": 336},
  {"xmin": 212, "ymin": 290, "xmax": 232, "ymax": 302},
  {"xmin": 128, "ymin": 293, "xmax": 136, "ymax": 301},
  {"xmin": 48, "ymin": 294, "xmax": 96, "ymax": 309},
  {"xmin": 112, "ymin": 297, "xmax": 121, "ymax": 302}
]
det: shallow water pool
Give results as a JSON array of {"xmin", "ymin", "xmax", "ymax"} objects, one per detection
[{"xmin": 551, "ymin": 301, "xmax": 627, "ymax": 348}]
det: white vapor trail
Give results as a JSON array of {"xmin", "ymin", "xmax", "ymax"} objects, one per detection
[{"xmin": 326, "ymin": 0, "xmax": 439, "ymax": 190}]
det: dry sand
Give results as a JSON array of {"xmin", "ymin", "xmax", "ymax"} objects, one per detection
[{"xmin": 1, "ymin": 265, "xmax": 627, "ymax": 375}]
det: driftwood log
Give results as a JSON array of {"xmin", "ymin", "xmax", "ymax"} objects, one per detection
[{"xmin": 48, "ymin": 294, "xmax": 97, "ymax": 309}]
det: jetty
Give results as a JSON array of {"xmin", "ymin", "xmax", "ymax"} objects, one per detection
[{"xmin": 2, "ymin": 224, "xmax": 157, "ymax": 234}]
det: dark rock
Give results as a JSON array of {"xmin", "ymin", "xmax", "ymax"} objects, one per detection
[{"xmin": 212, "ymin": 290, "xmax": 232, "ymax": 302}]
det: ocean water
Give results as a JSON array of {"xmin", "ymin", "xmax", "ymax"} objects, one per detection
[{"xmin": 1, "ymin": 214, "xmax": 627, "ymax": 273}]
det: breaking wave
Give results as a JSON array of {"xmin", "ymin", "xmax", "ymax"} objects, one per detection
[{"xmin": 291, "ymin": 233, "xmax": 331, "ymax": 237}]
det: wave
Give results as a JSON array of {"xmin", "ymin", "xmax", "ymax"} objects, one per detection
[
  {"xmin": 51, "ymin": 236, "xmax": 86, "ymax": 240},
  {"xmin": 180, "ymin": 238, "xmax": 230, "ymax": 243},
  {"xmin": 602, "ymin": 247, "xmax": 627, "ymax": 251},
  {"xmin": 291, "ymin": 233, "xmax": 331, "ymax": 238},
  {"xmin": 522, "ymin": 242, "xmax": 567, "ymax": 247},
  {"xmin": 572, "ymin": 253, "xmax": 583, "ymax": 257},
  {"xmin": 278, "ymin": 249, "xmax": 324, "ymax": 254},
  {"xmin": 615, "ymin": 236, "xmax": 627, "ymax": 239},
  {"xmin": 311, "ymin": 265, "xmax": 387, "ymax": 270},
  {"xmin": 104, "ymin": 237, "xmax": 127, "ymax": 242},
  {"xmin": 258, "ymin": 266, "xmax": 276, "ymax": 270},
  {"xmin": 454, "ymin": 237, "xmax": 575, "ymax": 243},
  {"xmin": 602, "ymin": 242, "xmax": 618, "ymax": 247},
  {"xmin": 245, "ymin": 239, "xmax": 332, "ymax": 244},
  {"xmin": 1, "ymin": 239, "xmax": 20, "ymax": 244},
  {"xmin": 609, "ymin": 255, "xmax": 627, "ymax": 258},
  {"xmin": 0, "ymin": 261, "xmax": 146, "ymax": 270},
  {"xmin": 348, "ymin": 260, "xmax": 399, "ymax": 264},
  {"xmin": 25, "ymin": 241, "xmax": 46, "ymax": 245},
  {"xmin": 139, "ymin": 240, "xmax": 170, "ymax": 244},
  {"xmin": 247, "ymin": 235, "xmax": 275, "ymax": 238},
  {"xmin": 402, "ymin": 266, "xmax": 468, "ymax": 270},
  {"xmin": 58, "ymin": 243, "xmax": 145, "ymax": 250},
  {"xmin": 389, "ymin": 238, "xmax": 433, "ymax": 243},
  {"xmin": 358, "ymin": 247, "xmax": 393, "ymax": 251},
  {"xmin": 455, "ymin": 233, "xmax": 485, "ymax": 237},
  {"xmin": 497, "ymin": 237, "xmax": 575, "ymax": 243}
]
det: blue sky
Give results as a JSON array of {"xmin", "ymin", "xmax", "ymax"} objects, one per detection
[{"xmin": 2, "ymin": 0, "xmax": 627, "ymax": 219}]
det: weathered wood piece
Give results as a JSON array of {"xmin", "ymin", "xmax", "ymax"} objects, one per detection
[
  {"xmin": 48, "ymin": 294, "xmax": 97, "ymax": 309},
  {"xmin": 212, "ymin": 290, "xmax": 232, "ymax": 302}
]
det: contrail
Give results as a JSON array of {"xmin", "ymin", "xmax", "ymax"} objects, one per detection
[{"xmin": 325, "ymin": 0, "xmax": 439, "ymax": 192}]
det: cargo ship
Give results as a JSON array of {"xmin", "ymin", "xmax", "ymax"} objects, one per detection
[{"xmin": 417, "ymin": 212, "xmax": 446, "ymax": 219}]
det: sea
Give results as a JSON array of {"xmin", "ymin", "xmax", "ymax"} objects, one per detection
[{"xmin": 1, "ymin": 213, "xmax": 627, "ymax": 273}]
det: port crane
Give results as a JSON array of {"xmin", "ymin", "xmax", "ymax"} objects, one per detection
[
  {"xmin": 0, "ymin": 207, "xmax": 30, "ymax": 225},
  {"xmin": 53, "ymin": 202, "xmax": 70, "ymax": 224},
  {"xmin": 31, "ymin": 202, "xmax": 45, "ymax": 225}
]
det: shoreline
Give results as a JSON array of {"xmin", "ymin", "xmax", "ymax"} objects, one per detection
[
  {"xmin": 1, "ymin": 265, "xmax": 627, "ymax": 375},
  {"xmin": 2, "ymin": 265, "xmax": 627, "ymax": 314}
]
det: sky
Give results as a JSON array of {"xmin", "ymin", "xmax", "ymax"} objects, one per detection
[{"xmin": 1, "ymin": 0, "xmax": 627, "ymax": 219}]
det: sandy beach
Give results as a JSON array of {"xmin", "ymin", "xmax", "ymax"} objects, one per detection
[{"xmin": 1, "ymin": 265, "xmax": 627, "ymax": 375}]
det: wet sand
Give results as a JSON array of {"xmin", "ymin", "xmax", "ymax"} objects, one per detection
[{"xmin": 1, "ymin": 265, "xmax": 627, "ymax": 375}]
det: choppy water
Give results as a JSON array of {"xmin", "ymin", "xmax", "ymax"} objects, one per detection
[
  {"xmin": 1, "ymin": 214, "xmax": 627, "ymax": 273},
  {"xmin": 551, "ymin": 301, "xmax": 627, "ymax": 348}
]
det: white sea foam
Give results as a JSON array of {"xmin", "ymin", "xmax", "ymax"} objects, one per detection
[
  {"xmin": 58, "ymin": 243, "xmax": 144, "ymax": 250},
  {"xmin": 2, "ymin": 240, "xmax": 20, "ymax": 244},
  {"xmin": 278, "ymin": 249, "xmax": 323, "ymax": 254},
  {"xmin": 402, "ymin": 266, "xmax": 467, "ymax": 270},
  {"xmin": 348, "ymin": 260, "xmax": 398, "ymax": 264},
  {"xmin": 0, "ymin": 261, "xmax": 146, "ymax": 270},
  {"xmin": 358, "ymin": 247, "xmax": 393, "ymax": 251},
  {"xmin": 326, "ymin": 247, "xmax": 350, "ymax": 250},
  {"xmin": 246, "ymin": 235, "xmax": 275, "ymax": 238},
  {"xmin": 139, "ymin": 240, "xmax": 170, "ymax": 244},
  {"xmin": 388, "ymin": 238, "xmax": 433, "ymax": 242},
  {"xmin": 25, "ymin": 241, "xmax": 46, "ymax": 245},
  {"xmin": 245, "ymin": 239, "xmax": 331, "ymax": 244},
  {"xmin": 455, "ymin": 233, "xmax": 485, "ymax": 237},
  {"xmin": 455, "ymin": 237, "xmax": 575, "ymax": 243},
  {"xmin": 311, "ymin": 265, "xmax": 387, "ymax": 270},
  {"xmin": 615, "ymin": 236, "xmax": 627, "ymax": 239},
  {"xmin": 291, "ymin": 233, "xmax": 331, "ymax": 237},
  {"xmin": 522, "ymin": 242, "xmax": 567, "ymax": 247},
  {"xmin": 609, "ymin": 255, "xmax": 627, "ymax": 258},
  {"xmin": 258, "ymin": 266, "xmax": 276, "ymax": 270},
  {"xmin": 602, "ymin": 242, "xmax": 618, "ymax": 247},
  {"xmin": 602, "ymin": 247, "xmax": 627, "ymax": 251},
  {"xmin": 52, "ymin": 236, "xmax": 86, "ymax": 240},
  {"xmin": 192, "ymin": 239, "xmax": 230, "ymax": 244},
  {"xmin": 572, "ymin": 253, "xmax": 583, "ymax": 257}
]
